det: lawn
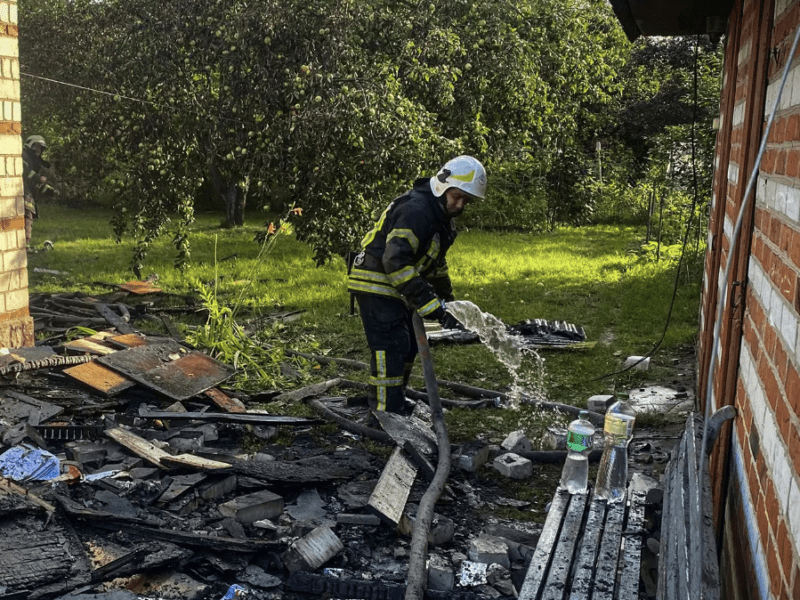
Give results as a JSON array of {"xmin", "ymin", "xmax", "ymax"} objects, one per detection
[{"xmin": 27, "ymin": 202, "xmax": 702, "ymax": 447}]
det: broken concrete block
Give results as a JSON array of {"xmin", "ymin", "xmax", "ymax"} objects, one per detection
[
  {"xmin": 198, "ymin": 475, "xmax": 237, "ymax": 500},
  {"xmin": 458, "ymin": 560, "xmax": 488, "ymax": 587},
  {"xmin": 480, "ymin": 534, "xmax": 528, "ymax": 563},
  {"xmin": 282, "ymin": 525, "xmax": 344, "ymax": 572},
  {"xmin": 65, "ymin": 442, "xmax": 107, "ymax": 470},
  {"xmin": 167, "ymin": 431, "xmax": 204, "ymax": 454},
  {"xmin": 468, "ymin": 537, "xmax": 510, "ymax": 569},
  {"xmin": 252, "ymin": 518, "xmax": 278, "ymax": 531},
  {"xmin": 428, "ymin": 515, "xmax": 455, "ymax": 546},
  {"xmin": 219, "ymin": 489, "xmax": 284, "ymax": 523},
  {"xmin": 453, "ymin": 441, "xmax": 490, "ymax": 472},
  {"xmin": 587, "ymin": 394, "xmax": 615, "ymax": 413},
  {"xmin": 486, "ymin": 563, "xmax": 516, "ymax": 596},
  {"xmin": 336, "ymin": 513, "xmax": 381, "ymax": 526},
  {"xmin": 493, "ymin": 453, "xmax": 532, "ymax": 479},
  {"xmin": 500, "ymin": 430, "xmax": 532, "ymax": 454},
  {"xmin": 427, "ymin": 554, "xmax": 454, "ymax": 591},
  {"xmin": 543, "ymin": 426, "xmax": 568, "ymax": 450}
]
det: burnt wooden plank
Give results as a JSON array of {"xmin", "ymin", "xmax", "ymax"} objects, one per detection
[
  {"xmin": 618, "ymin": 490, "xmax": 647, "ymax": 597},
  {"xmin": 205, "ymin": 387, "xmax": 247, "ymax": 413},
  {"xmin": 700, "ymin": 458, "xmax": 721, "ymax": 600},
  {"xmin": 0, "ymin": 391, "xmax": 64, "ymax": 424},
  {"xmin": 0, "ymin": 476, "xmax": 56, "ymax": 513},
  {"xmin": 685, "ymin": 416, "xmax": 702, "ymax": 597},
  {"xmin": 161, "ymin": 453, "xmax": 234, "ymax": 471},
  {"xmin": 676, "ymin": 433, "xmax": 690, "ymax": 600},
  {"xmin": 105, "ymin": 426, "xmax": 170, "ymax": 468},
  {"xmin": 232, "ymin": 449, "xmax": 375, "ymax": 483},
  {"xmin": 96, "ymin": 303, "xmax": 136, "ymax": 334},
  {"xmin": 568, "ymin": 494, "xmax": 606, "ymax": 599},
  {"xmin": 367, "ymin": 446, "xmax": 417, "ymax": 526},
  {"xmin": 63, "ymin": 361, "xmax": 135, "ymax": 397},
  {"xmin": 591, "ymin": 498, "xmax": 625, "ymax": 600},
  {"xmin": 541, "ymin": 491, "xmax": 588, "ymax": 600},
  {"xmin": 138, "ymin": 407, "xmax": 319, "ymax": 426},
  {"xmin": 0, "ymin": 512, "xmax": 90, "ymax": 593},
  {"xmin": 518, "ymin": 490, "xmax": 570, "ymax": 600}
]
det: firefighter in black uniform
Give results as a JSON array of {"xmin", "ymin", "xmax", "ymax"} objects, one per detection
[
  {"xmin": 22, "ymin": 135, "xmax": 58, "ymax": 248},
  {"xmin": 348, "ymin": 155, "xmax": 488, "ymax": 415}
]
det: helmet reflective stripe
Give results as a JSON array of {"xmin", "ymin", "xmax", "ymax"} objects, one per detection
[
  {"xmin": 430, "ymin": 155, "xmax": 487, "ymax": 199},
  {"xmin": 450, "ymin": 170, "xmax": 476, "ymax": 183}
]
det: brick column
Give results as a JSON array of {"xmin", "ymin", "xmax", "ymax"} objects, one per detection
[{"xmin": 0, "ymin": 0, "xmax": 33, "ymax": 348}]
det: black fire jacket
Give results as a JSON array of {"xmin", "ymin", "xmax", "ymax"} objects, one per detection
[{"xmin": 347, "ymin": 178, "xmax": 456, "ymax": 316}]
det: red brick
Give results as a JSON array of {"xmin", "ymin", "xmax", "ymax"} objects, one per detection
[
  {"xmin": 793, "ymin": 566, "xmax": 800, "ymax": 600},
  {"xmin": 787, "ymin": 363, "xmax": 800, "ymax": 410},
  {"xmin": 780, "ymin": 222, "xmax": 793, "ymax": 253},
  {"xmin": 786, "ymin": 149, "xmax": 800, "ymax": 177},
  {"xmin": 772, "ymin": 218, "xmax": 783, "ymax": 247},
  {"xmin": 778, "ymin": 520, "xmax": 795, "ymax": 583},
  {"xmin": 789, "ymin": 425, "xmax": 800, "ymax": 477},
  {"xmin": 764, "ymin": 327, "xmax": 778, "ymax": 362},
  {"xmin": 773, "ymin": 336, "xmax": 788, "ymax": 380},
  {"xmin": 768, "ymin": 544, "xmax": 783, "ymax": 596},
  {"xmin": 765, "ymin": 479, "xmax": 779, "ymax": 533},
  {"xmin": 776, "ymin": 398, "xmax": 791, "ymax": 439},
  {"xmin": 790, "ymin": 114, "xmax": 800, "ymax": 140},
  {"xmin": 763, "ymin": 149, "xmax": 777, "ymax": 173},
  {"xmin": 789, "ymin": 230, "xmax": 800, "ymax": 270}
]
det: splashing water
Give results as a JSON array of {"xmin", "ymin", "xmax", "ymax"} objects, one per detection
[{"xmin": 445, "ymin": 300, "xmax": 545, "ymax": 408}]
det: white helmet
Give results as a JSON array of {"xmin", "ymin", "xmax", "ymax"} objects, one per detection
[{"xmin": 429, "ymin": 155, "xmax": 487, "ymax": 199}]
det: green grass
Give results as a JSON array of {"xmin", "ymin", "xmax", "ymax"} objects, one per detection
[{"xmin": 28, "ymin": 203, "xmax": 699, "ymax": 441}]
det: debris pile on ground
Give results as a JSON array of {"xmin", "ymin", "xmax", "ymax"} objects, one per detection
[{"xmin": 0, "ymin": 288, "xmax": 671, "ymax": 600}]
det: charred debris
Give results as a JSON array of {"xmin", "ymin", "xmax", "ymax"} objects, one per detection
[{"xmin": 0, "ymin": 288, "xmax": 602, "ymax": 600}]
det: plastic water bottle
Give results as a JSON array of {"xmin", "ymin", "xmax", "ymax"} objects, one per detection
[
  {"xmin": 595, "ymin": 399, "xmax": 636, "ymax": 503},
  {"xmin": 559, "ymin": 410, "xmax": 595, "ymax": 494}
]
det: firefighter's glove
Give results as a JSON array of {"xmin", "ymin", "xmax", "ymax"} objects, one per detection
[{"xmin": 439, "ymin": 311, "xmax": 465, "ymax": 331}]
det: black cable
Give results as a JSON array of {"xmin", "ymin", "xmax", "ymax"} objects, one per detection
[{"xmin": 592, "ymin": 37, "xmax": 705, "ymax": 382}]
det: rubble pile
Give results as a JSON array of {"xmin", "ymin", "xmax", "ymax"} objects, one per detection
[{"xmin": 0, "ymin": 290, "xmax": 563, "ymax": 600}]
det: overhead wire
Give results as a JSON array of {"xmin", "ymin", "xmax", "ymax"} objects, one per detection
[
  {"xmin": 590, "ymin": 37, "xmax": 707, "ymax": 382},
  {"xmin": 20, "ymin": 71, "xmax": 258, "ymax": 127}
]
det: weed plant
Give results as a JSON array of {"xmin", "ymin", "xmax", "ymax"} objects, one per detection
[{"xmin": 28, "ymin": 205, "xmax": 701, "ymax": 444}]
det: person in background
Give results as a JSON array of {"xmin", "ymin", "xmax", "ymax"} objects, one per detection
[
  {"xmin": 347, "ymin": 155, "xmax": 487, "ymax": 415},
  {"xmin": 22, "ymin": 135, "xmax": 58, "ymax": 248}
]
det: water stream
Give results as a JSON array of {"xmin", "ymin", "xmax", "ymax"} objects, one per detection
[{"xmin": 445, "ymin": 300, "xmax": 545, "ymax": 408}]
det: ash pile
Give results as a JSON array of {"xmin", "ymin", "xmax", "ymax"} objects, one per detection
[{"xmin": 0, "ymin": 291, "xmax": 546, "ymax": 600}]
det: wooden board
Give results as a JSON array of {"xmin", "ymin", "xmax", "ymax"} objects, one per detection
[
  {"xmin": 568, "ymin": 493, "xmax": 607, "ymax": 600},
  {"xmin": 63, "ymin": 337, "xmax": 117, "ymax": 356},
  {"xmin": 366, "ymin": 446, "xmax": 417, "ymax": 526},
  {"xmin": 592, "ymin": 499, "xmax": 626, "ymax": 600},
  {"xmin": 105, "ymin": 426, "xmax": 170, "ymax": 469},
  {"xmin": 541, "ymin": 492, "xmax": 588, "ymax": 600},
  {"xmin": 63, "ymin": 361, "xmax": 135, "ymax": 396},
  {"xmin": 518, "ymin": 490, "xmax": 570, "ymax": 599}
]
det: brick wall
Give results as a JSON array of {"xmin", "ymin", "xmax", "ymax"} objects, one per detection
[
  {"xmin": 0, "ymin": 0, "xmax": 32, "ymax": 348},
  {"xmin": 705, "ymin": 0, "xmax": 800, "ymax": 598}
]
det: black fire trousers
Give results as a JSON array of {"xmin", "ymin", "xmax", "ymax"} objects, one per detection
[{"xmin": 355, "ymin": 293, "xmax": 417, "ymax": 413}]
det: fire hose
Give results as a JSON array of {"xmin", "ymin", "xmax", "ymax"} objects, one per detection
[{"xmin": 405, "ymin": 312, "xmax": 451, "ymax": 600}]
